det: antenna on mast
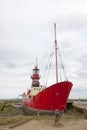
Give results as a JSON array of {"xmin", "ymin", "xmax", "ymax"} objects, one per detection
[
  {"xmin": 36, "ymin": 57, "xmax": 38, "ymax": 66},
  {"xmin": 54, "ymin": 23, "xmax": 58, "ymax": 83}
]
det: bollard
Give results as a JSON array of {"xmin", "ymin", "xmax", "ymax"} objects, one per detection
[{"xmin": 54, "ymin": 115, "xmax": 59, "ymax": 123}]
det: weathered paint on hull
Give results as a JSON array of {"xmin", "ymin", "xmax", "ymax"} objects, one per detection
[
  {"xmin": 22, "ymin": 81, "xmax": 72, "ymax": 114},
  {"xmin": 22, "ymin": 104, "xmax": 55, "ymax": 115}
]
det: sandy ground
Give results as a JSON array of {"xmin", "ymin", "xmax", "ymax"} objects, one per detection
[{"xmin": 3, "ymin": 119, "xmax": 86, "ymax": 130}]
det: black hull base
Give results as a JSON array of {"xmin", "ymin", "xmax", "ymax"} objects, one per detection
[{"xmin": 22, "ymin": 105, "xmax": 63, "ymax": 116}]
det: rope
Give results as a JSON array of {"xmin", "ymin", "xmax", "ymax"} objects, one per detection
[
  {"xmin": 41, "ymin": 51, "xmax": 54, "ymax": 87},
  {"xmin": 58, "ymin": 46, "xmax": 68, "ymax": 81},
  {"xmin": 45, "ymin": 52, "xmax": 54, "ymax": 87},
  {"xmin": 41, "ymin": 42, "xmax": 68, "ymax": 86}
]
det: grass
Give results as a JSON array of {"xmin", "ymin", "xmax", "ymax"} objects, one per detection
[
  {"xmin": 0, "ymin": 102, "xmax": 16, "ymax": 115},
  {"xmin": 0, "ymin": 111, "xmax": 84, "ymax": 128},
  {"xmin": 0, "ymin": 100, "xmax": 85, "ymax": 128},
  {"xmin": 0, "ymin": 115, "xmax": 33, "ymax": 128}
]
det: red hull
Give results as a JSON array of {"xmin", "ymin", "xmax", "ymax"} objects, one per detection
[{"xmin": 23, "ymin": 81, "xmax": 72, "ymax": 112}]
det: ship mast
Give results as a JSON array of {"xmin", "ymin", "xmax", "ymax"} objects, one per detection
[{"xmin": 54, "ymin": 23, "xmax": 58, "ymax": 83}]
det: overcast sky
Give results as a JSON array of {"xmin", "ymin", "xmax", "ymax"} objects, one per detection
[{"xmin": 0, "ymin": 0, "xmax": 87, "ymax": 99}]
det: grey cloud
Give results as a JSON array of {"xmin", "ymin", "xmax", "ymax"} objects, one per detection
[
  {"xmin": 0, "ymin": 0, "xmax": 87, "ymax": 99},
  {"xmin": 56, "ymin": 14, "xmax": 87, "ymax": 34},
  {"xmin": 5, "ymin": 62, "xmax": 16, "ymax": 69},
  {"xmin": 72, "ymin": 88, "xmax": 87, "ymax": 92}
]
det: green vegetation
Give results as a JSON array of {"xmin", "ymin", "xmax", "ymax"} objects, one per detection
[
  {"xmin": 0, "ymin": 102, "xmax": 16, "ymax": 115},
  {"xmin": 0, "ymin": 115, "xmax": 33, "ymax": 128},
  {"xmin": 0, "ymin": 100, "xmax": 33, "ymax": 128},
  {"xmin": 0, "ymin": 99, "xmax": 85, "ymax": 128}
]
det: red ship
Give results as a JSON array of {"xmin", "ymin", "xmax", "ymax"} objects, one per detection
[{"xmin": 22, "ymin": 24, "xmax": 73, "ymax": 115}]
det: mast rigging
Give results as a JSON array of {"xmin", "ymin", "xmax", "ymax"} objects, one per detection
[{"xmin": 54, "ymin": 23, "xmax": 58, "ymax": 83}]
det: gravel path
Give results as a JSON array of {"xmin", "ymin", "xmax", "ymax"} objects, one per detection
[{"xmin": 7, "ymin": 119, "xmax": 87, "ymax": 130}]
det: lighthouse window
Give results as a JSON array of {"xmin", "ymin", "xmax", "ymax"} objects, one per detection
[{"xmin": 33, "ymin": 70, "xmax": 39, "ymax": 74}]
